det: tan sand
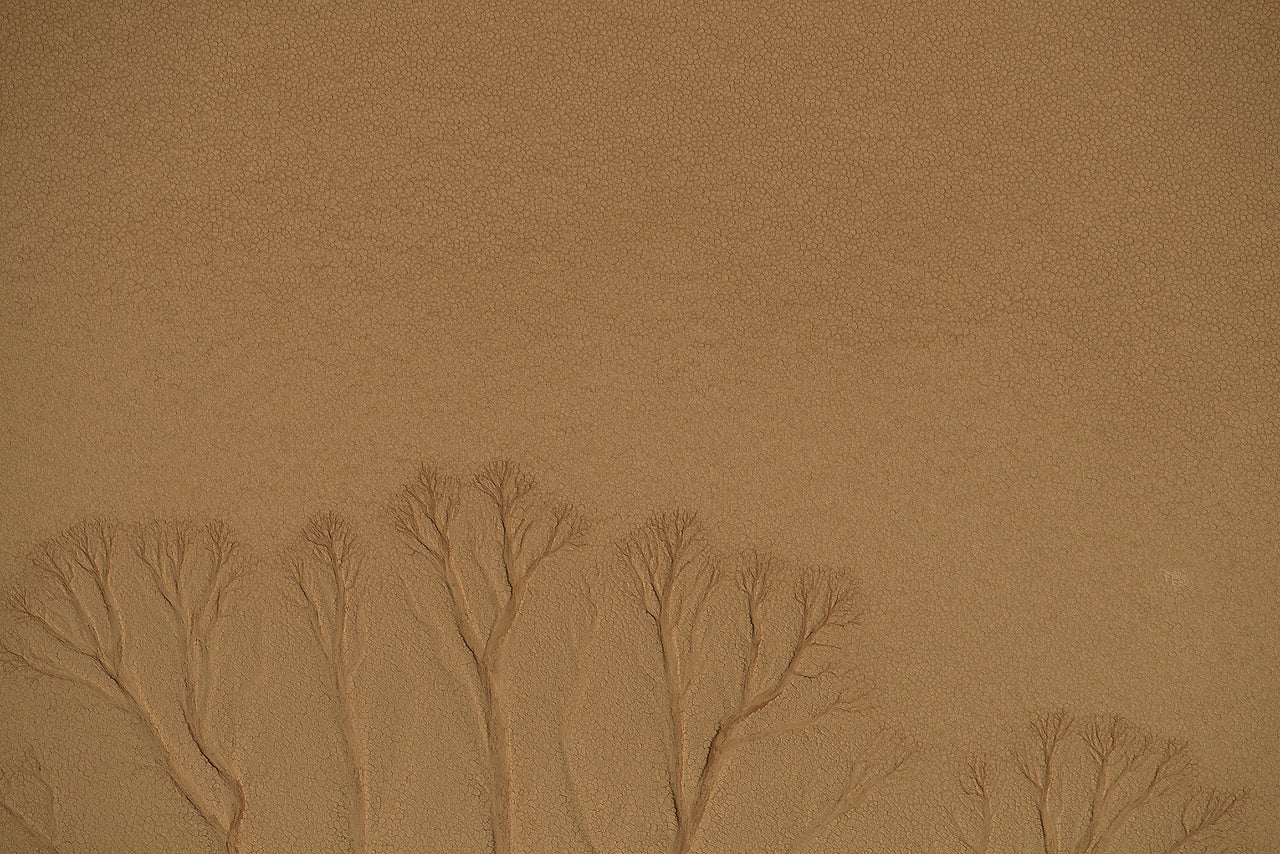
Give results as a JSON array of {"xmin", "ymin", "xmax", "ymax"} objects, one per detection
[{"xmin": 1, "ymin": 2, "xmax": 1275, "ymax": 851}]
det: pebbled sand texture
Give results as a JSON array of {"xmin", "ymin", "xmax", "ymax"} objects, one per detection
[{"xmin": 1, "ymin": 2, "xmax": 1276, "ymax": 852}]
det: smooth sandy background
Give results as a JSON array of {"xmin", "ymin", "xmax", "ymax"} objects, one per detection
[{"xmin": 2, "ymin": 1, "xmax": 1276, "ymax": 851}]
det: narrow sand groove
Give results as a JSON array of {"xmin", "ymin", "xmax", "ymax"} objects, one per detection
[
  {"xmin": 293, "ymin": 512, "xmax": 371, "ymax": 854},
  {"xmin": 0, "ymin": 467, "xmax": 1255, "ymax": 851},
  {"xmin": 4, "ymin": 520, "xmax": 247, "ymax": 851},
  {"xmin": 392, "ymin": 461, "xmax": 588, "ymax": 854}
]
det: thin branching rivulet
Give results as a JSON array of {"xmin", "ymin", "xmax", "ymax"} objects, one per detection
[
  {"xmin": 786, "ymin": 728, "xmax": 915, "ymax": 853},
  {"xmin": 0, "ymin": 519, "xmax": 247, "ymax": 852},
  {"xmin": 0, "ymin": 748, "xmax": 59, "ymax": 853},
  {"xmin": 392, "ymin": 461, "xmax": 589, "ymax": 854},
  {"xmin": 291, "ymin": 512, "xmax": 372, "ymax": 854},
  {"xmin": 134, "ymin": 521, "xmax": 249, "ymax": 853},
  {"xmin": 946, "ymin": 755, "xmax": 995, "ymax": 854},
  {"xmin": 1006, "ymin": 711, "xmax": 1247, "ymax": 854},
  {"xmin": 622, "ymin": 512, "xmax": 900, "ymax": 854}
]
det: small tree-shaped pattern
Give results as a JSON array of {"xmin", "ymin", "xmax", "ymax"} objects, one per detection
[
  {"xmin": 133, "ymin": 520, "xmax": 248, "ymax": 853},
  {"xmin": 622, "ymin": 512, "xmax": 901, "ymax": 854},
  {"xmin": 1, "ymin": 519, "xmax": 246, "ymax": 852},
  {"xmin": 947, "ymin": 755, "xmax": 995, "ymax": 854},
  {"xmin": 392, "ymin": 461, "xmax": 589, "ymax": 854},
  {"xmin": 1016, "ymin": 710, "xmax": 1078, "ymax": 854},
  {"xmin": 1163, "ymin": 787, "xmax": 1248, "ymax": 854},
  {"xmin": 786, "ymin": 727, "xmax": 915, "ymax": 852},
  {"xmin": 291, "ymin": 512, "xmax": 372, "ymax": 854},
  {"xmin": 952, "ymin": 710, "xmax": 1251, "ymax": 854}
]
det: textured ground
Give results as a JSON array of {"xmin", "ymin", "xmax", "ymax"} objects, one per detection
[{"xmin": 1, "ymin": 2, "xmax": 1276, "ymax": 851}]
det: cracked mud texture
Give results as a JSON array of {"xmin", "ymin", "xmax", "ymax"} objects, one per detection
[{"xmin": 1, "ymin": 1, "xmax": 1276, "ymax": 852}]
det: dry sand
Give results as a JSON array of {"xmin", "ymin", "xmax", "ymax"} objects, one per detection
[{"xmin": 1, "ymin": 2, "xmax": 1276, "ymax": 851}]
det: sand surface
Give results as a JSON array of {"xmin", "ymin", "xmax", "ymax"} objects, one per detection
[{"xmin": 1, "ymin": 2, "xmax": 1276, "ymax": 851}]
